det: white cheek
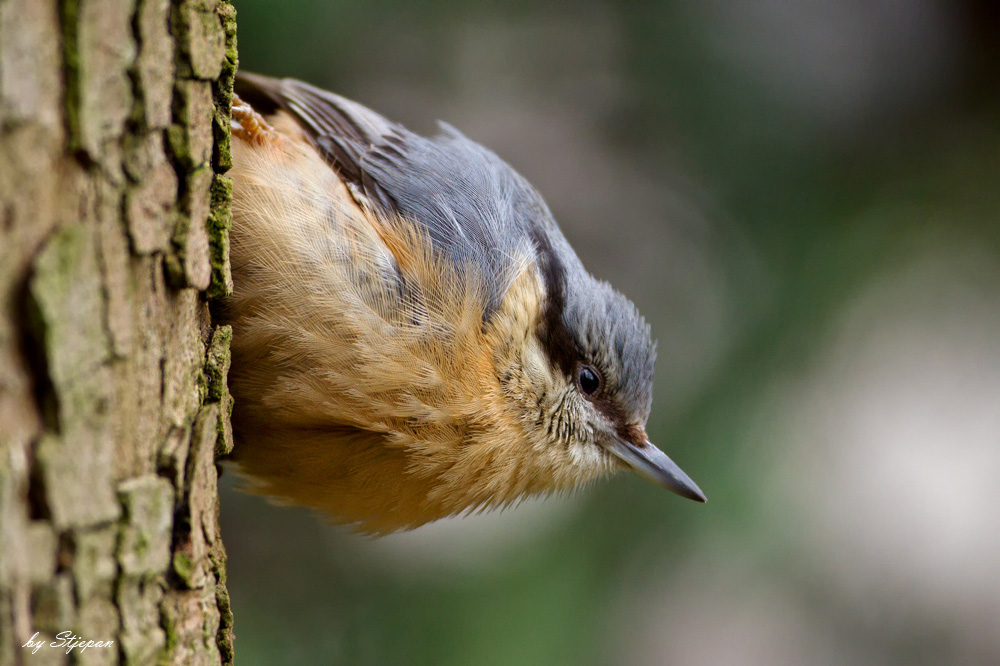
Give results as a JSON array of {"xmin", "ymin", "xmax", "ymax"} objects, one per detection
[
  {"xmin": 567, "ymin": 439, "xmax": 611, "ymax": 476},
  {"xmin": 520, "ymin": 337, "xmax": 550, "ymax": 385}
]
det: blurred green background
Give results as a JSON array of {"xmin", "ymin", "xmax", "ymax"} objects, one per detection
[{"xmin": 220, "ymin": 1, "xmax": 1000, "ymax": 664}]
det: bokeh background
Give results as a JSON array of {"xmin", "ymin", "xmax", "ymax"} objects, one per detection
[{"xmin": 220, "ymin": 1, "xmax": 1000, "ymax": 664}]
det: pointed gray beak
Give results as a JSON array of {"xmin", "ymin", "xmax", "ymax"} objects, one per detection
[{"xmin": 606, "ymin": 436, "xmax": 707, "ymax": 502}]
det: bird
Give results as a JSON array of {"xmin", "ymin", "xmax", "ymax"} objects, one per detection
[{"xmin": 220, "ymin": 71, "xmax": 706, "ymax": 534}]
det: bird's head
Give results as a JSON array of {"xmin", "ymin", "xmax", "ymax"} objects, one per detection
[
  {"xmin": 525, "ymin": 264, "xmax": 706, "ymax": 502},
  {"xmin": 485, "ymin": 230, "xmax": 706, "ymax": 506}
]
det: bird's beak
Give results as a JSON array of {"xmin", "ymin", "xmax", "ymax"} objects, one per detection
[{"xmin": 606, "ymin": 435, "xmax": 707, "ymax": 503}]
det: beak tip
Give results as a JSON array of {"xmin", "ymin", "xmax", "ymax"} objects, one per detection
[
  {"xmin": 652, "ymin": 473, "xmax": 709, "ymax": 504},
  {"xmin": 667, "ymin": 472, "xmax": 708, "ymax": 504},
  {"xmin": 686, "ymin": 487, "xmax": 709, "ymax": 504}
]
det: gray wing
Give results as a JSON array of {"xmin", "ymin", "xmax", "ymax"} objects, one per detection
[{"xmin": 235, "ymin": 72, "xmax": 566, "ymax": 317}]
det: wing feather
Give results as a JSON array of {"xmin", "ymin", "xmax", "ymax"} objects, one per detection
[{"xmin": 235, "ymin": 71, "xmax": 556, "ymax": 317}]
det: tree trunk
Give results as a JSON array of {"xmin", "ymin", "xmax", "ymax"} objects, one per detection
[{"xmin": 0, "ymin": 0, "xmax": 236, "ymax": 663}]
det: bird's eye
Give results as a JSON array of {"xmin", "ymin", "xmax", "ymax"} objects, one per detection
[{"xmin": 577, "ymin": 365, "xmax": 601, "ymax": 396}]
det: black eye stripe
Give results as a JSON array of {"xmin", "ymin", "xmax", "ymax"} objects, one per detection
[{"xmin": 577, "ymin": 364, "xmax": 601, "ymax": 396}]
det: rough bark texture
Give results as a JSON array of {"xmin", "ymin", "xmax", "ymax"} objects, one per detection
[{"xmin": 0, "ymin": 0, "xmax": 236, "ymax": 663}]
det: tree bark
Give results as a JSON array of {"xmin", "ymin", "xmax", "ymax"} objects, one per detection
[{"xmin": 0, "ymin": 0, "xmax": 236, "ymax": 663}]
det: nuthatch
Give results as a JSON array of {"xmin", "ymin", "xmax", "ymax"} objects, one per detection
[{"xmin": 222, "ymin": 72, "xmax": 706, "ymax": 534}]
